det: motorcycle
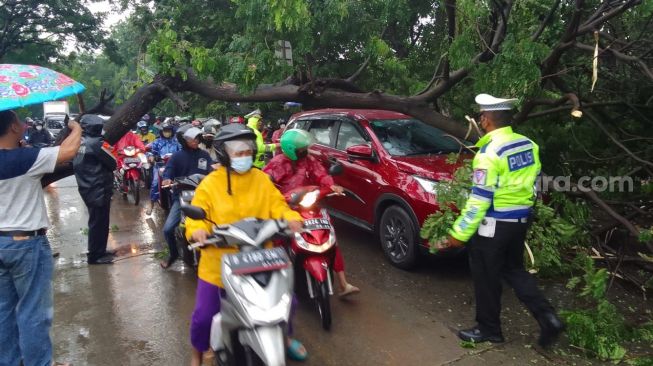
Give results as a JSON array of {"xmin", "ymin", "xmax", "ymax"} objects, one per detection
[
  {"xmin": 114, "ymin": 146, "xmax": 146, "ymax": 205},
  {"xmin": 183, "ymin": 206, "xmax": 293, "ymax": 366},
  {"xmin": 153, "ymin": 153, "xmax": 174, "ymax": 211},
  {"xmin": 171, "ymin": 174, "xmax": 205, "ymax": 268},
  {"xmin": 284, "ymin": 186, "xmax": 342, "ymax": 330}
]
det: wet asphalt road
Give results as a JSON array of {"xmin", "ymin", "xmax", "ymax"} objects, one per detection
[{"xmin": 45, "ymin": 177, "xmax": 599, "ymax": 366}]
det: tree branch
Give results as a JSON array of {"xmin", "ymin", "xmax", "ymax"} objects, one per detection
[
  {"xmin": 586, "ymin": 111, "xmax": 653, "ymax": 168},
  {"xmin": 532, "ymin": 0, "xmax": 561, "ymax": 41},
  {"xmin": 514, "ymin": 93, "xmax": 581, "ymax": 123},
  {"xmin": 578, "ymin": 0, "xmax": 642, "ymax": 36},
  {"xmin": 84, "ymin": 89, "xmax": 116, "ymax": 116},
  {"xmin": 574, "ymin": 41, "xmax": 653, "ymax": 81},
  {"xmin": 346, "ymin": 56, "xmax": 371, "ymax": 83},
  {"xmin": 414, "ymin": 0, "xmax": 514, "ymax": 102}
]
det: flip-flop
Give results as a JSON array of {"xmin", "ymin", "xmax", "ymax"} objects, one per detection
[
  {"xmin": 287, "ymin": 338, "xmax": 307, "ymax": 361},
  {"xmin": 339, "ymin": 284, "xmax": 360, "ymax": 298}
]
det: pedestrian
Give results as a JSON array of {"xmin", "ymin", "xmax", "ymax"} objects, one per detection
[
  {"xmin": 0, "ymin": 109, "xmax": 81, "ymax": 366},
  {"xmin": 436, "ymin": 93, "xmax": 564, "ymax": 347},
  {"xmin": 73, "ymin": 114, "xmax": 118, "ymax": 265}
]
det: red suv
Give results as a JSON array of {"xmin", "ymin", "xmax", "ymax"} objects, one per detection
[{"xmin": 285, "ymin": 109, "xmax": 466, "ymax": 269}]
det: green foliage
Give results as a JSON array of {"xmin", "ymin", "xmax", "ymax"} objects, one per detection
[
  {"xmin": 562, "ymin": 254, "xmax": 653, "ymax": 363},
  {"xmin": 0, "ymin": 0, "xmax": 105, "ymax": 61},
  {"xmin": 526, "ymin": 194, "xmax": 590, "ymax": 275},
  {"xmin": 639, "ymin": 227, "xmax": 653, "ymax": 244},
  {"xmin": 420, "ymin": 154, "xmax": 472, "ymax": 253},
  {"xmin": 562, "ymin": 254, "xmax": 629, "ymax": 361},
  {"xmin": 473, "ymin": 36, "xmax": 550, "ymax": 102}
]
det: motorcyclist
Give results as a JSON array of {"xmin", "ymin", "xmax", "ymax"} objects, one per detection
[
  {"xmin": 185, "ymin": 123, "xmax": 306, "ymax": 365},
  {"xmin": 112, "ymin": 128, "xmax": 146, "ymax": 156},
  {"xmin": 160, "ymin": 125, "xmax": 213, "ymax": 269},
  {"xmin": 136, "ymin": 120, "xmax": 157, "ymax": 145},
  {"xmin": 263, "ymin": 129, "xmax": 360, "ymax": 298},
  {"xmin": 244, "ymin": 109, "xmax": 277, "ymax": 168},
  {"xmin": 199, "ymin": 123, "xmax": 218, "ymax": 161},
  {"xmin": 27, "ymin": 120, "xmax": 53, "ymax": 146},
  {"xmin": 148, "ymin": 122, "xmax": 182, "ymax": 212}
]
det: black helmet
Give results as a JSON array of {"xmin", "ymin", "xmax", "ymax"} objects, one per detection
[
  {"xmin": 79, "ymin": 114, "xmax": 105, "ymax": 138},
  {"xmin": 212, "ymin": 123, "xmax": 257, "ymax": 167},
  {"xmin": 176, "ymin": 124, "xmax": 192, "ymax": 149}
]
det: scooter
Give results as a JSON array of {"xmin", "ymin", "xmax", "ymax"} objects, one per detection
[
  {"xmin": 183, "ymin": 205, "xmax": 293, "ymax": 366},
  {"xmin": 114, "ymin": 146, "xmax": 146, "ymax": 205},
  {"xmin": 285, "ymin": 186, "xmax": 341, "ymax": 330},
  {"xmin": 171, "ymin": 174, "xmax": 205, "ymax": 268}
]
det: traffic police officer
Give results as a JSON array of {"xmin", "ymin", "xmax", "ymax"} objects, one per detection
[
  {"xmin": 245, "ymin": 109, "xmax": 277, "ymax": 169},
  {"xmin": 438, "ymin": 94, "xmax": 564, "ymax": 347}
]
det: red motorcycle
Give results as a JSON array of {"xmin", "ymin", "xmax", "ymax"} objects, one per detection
[
  {"xmin": 114, "ymin": 146, "xmax": 146, "ymax": 205},
  {"xmin": 285, "ymin": 185, "xmax": 342, "ymax": 330}
]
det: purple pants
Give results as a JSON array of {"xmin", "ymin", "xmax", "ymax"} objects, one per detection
[{"xmin": 190, "ymin": 278, "xmax": 297, "ymax": 352}]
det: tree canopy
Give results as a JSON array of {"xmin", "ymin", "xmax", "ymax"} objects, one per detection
[{"xmin": 0, "ymin": 0, "xmax": 106, "ymax": 62}]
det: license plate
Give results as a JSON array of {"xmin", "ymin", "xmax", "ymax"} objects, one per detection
[
  {"xmin": 124, "ymin": 157, "xmax": 140, "ymax": 164},
  {"xmin": 303, "ymin": 218, "xmax": 331, "ymax": 230},
  {"xmin": 225, "ymin": 247, "xmax": 290, "ymax": 275}
]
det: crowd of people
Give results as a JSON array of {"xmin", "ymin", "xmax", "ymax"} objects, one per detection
[{"xmin": 0, "ymin": 96, "xmax": 565, "ymax": 366}]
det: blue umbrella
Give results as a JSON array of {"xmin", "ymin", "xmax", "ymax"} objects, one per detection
[{"xmin": 0, "ymin": 64, "xmax": 85, "ymax": 111}]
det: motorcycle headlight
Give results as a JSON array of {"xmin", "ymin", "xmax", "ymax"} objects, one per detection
[
  {"xmin": 299, "ymin": 190, "xmax": 319, "ymax": 208},
  {"xmin": 123, "ymin": 146, "xmax": 136, "ymax": 156}
]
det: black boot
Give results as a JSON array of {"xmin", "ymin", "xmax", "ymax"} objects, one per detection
[
  {"xmin": 88, "ymin": 254, "xmax": 114, "ymax": 265},
  {"xmin": 458, "ymin": 327, "xmax": 505, "ymax": 343},
  {"xmin": 538, "ymin": 312, "xmax": 565, "ymax": 347}
]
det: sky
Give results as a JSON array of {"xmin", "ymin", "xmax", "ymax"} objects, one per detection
[
  {"xmin": 86, "ymin": 1, "xmax": 130, "ymax": 30},
  {"xmin": 64, "ymin": 1, "xmax": 132, "ymax": 53}
]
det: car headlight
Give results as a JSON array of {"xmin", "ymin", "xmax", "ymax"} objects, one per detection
[{"xmin": 413, "ymin": 176, "xmax": 440, "ymax": 194}]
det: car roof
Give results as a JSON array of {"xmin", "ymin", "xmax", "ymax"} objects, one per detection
[{"xmin": 291, "ymin": 108, "xmax": 412, "ymax": 121}]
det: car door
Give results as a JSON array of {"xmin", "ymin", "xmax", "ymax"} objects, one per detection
[{"xmin": 325, "ymin": 119, "xmax": 379, "ymax": 226}]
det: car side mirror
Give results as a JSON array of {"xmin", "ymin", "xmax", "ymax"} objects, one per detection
[
  {"xmin": 346, "ymin": 144, "xmax": 374, "ymax": 160},
  {"xmin": 329, "ymin": 162, "xmax": 344, "ymax": 176},
  {"xmin": 181, "ymin": 205, "xmax": 206, "ymax": 220}
]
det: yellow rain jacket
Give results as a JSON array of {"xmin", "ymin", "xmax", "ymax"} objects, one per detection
[{"xmin": 185, "ymin": 166, "xmax": 302, "ymax": 287}]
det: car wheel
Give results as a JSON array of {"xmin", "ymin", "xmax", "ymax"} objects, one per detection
[{"xmin": 379, "ymin": 205, "xmax": 418, "ymax": 269}]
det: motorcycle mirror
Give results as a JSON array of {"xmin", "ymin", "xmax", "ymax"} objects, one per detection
[
  {"xmin": 181, "ymin": 204, "xmax": 207, "ymax": 220},
  {"xmin": 288, "ymin": 192, "xmax": 302, "ymax": 206},
  {"xmin": 328, "ymin": 162, "xmax": 344, "ymax": 176}
]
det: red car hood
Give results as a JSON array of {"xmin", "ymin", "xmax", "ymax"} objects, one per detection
[{"xmin": 392, "ymin": 154, "xmax": 471, "ymax": 181}]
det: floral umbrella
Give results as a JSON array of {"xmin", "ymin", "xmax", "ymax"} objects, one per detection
[{"xmin": 0, "ymin": 64, "xmax": 85, "ymax": 111}]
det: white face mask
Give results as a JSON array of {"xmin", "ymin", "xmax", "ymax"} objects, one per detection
[
  {"xmin": 36, "ymin": 125, "xmax": 43, "ymax": 131},
  {"xmin": 230, "ymin": 156, "xmax": 253, "ymax": 173}
]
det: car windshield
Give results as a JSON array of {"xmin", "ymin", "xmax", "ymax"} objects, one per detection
[{"xmin": 369, "ymin": 119, "xmax": 467, "ymax": 156}]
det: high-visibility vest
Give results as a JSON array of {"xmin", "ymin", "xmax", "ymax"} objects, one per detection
[{"xmin": 450, "ymin": 126, "xmax": 541, "ymax": 242}]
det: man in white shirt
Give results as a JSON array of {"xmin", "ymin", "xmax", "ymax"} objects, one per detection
[{"xmin": 0, "ymin": 109, "xmax": 81, "ymax": 366}]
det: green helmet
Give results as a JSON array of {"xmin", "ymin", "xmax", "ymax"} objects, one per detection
[{"xmin": 280, "ymin": 129, "xmax": 312, "ymax": 160}]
